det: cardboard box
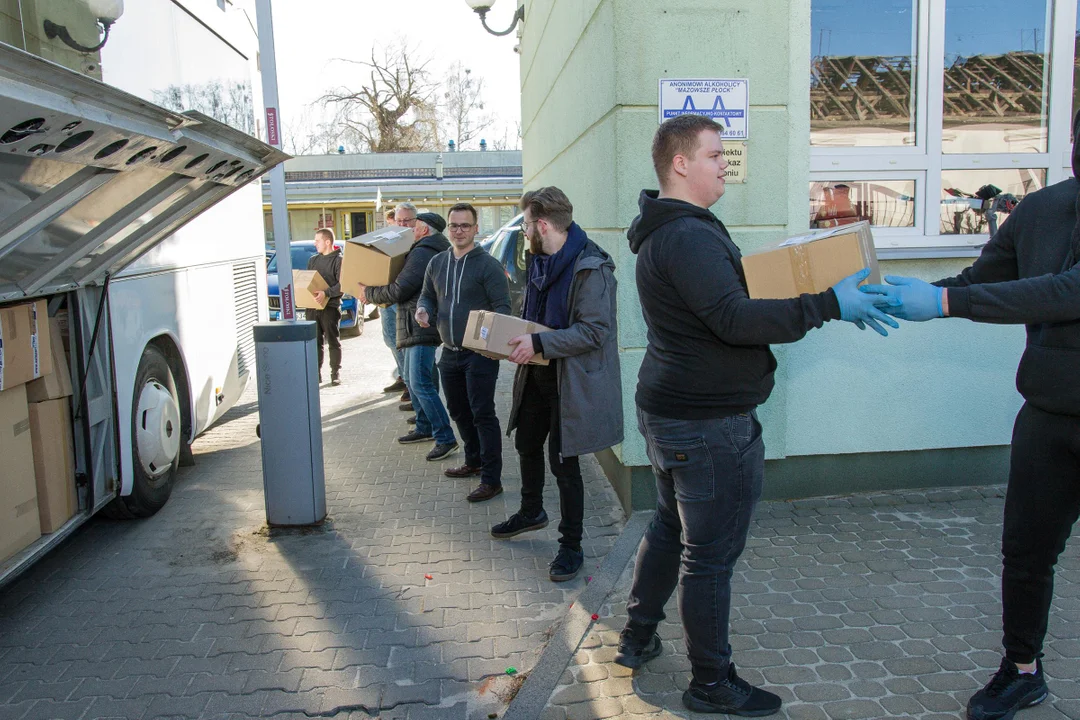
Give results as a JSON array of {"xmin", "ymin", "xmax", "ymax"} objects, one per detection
[
  {"xmin": 29, "ymin": 399, "xmax": 77, "ymax": 534},
  {"xmin": 26, "ymin": 315, "xmax": 73, "ymax": 403},
  {"xmin": 339, "ymin": 226, "xmax": 414, "ymax": 289},
  {"xmin": 741, "ymin": 221, "xmax": 880, "ymax": 300},
  {"xmin": 292, "ymin": 269, "xmax": 330, "ymax": 310},
  {"xmin": 0, "ymin": 300, "xmax": 52, "ymax": 391},
  {"xmin": 0, "ymin": 385, "xmax": 41, "ymax": 563},
  {"xmin": 462, "ymin": 310, "xmax": 551, "ymax": 365}
]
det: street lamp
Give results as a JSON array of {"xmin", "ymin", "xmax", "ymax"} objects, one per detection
[
  {"xmin": 43, "ymin": 0, "xmax": 124, "ymax": 53},
  {"xmin": 465, "ymin": 0, "xmax": 524, "ymax": 37}
]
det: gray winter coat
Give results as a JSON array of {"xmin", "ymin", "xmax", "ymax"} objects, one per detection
[{"xmin": 507, "ymin": 239, "xmax": 623, "ymax": 458}]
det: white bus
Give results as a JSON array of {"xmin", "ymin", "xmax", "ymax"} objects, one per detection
[{"xmin": 0, "ymin": 0, "xmax": 284, "ymax": 585}]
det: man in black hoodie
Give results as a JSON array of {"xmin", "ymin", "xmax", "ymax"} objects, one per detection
[
  {"xmin": 307, "ymin": 228, "xmax": 343, "ymax": 386},
  {"xmin": 616, "ymin": 114, "xmax": 897, "ymax": 717},
  {"xmin": 861, "ymin": 113, "xmax": 1080, "ymax": 720}
]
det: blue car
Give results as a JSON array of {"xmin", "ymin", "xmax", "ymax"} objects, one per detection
[
  {"xmin": 479, "ymin": 213, "xmax": 526, "ymax": 316},
  {"xmin": 266, "ymin": 241, "xmax": 368, "ymax": 336}
]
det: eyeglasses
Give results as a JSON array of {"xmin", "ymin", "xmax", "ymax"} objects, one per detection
[
  {"xmin": 448, "ymin": 223, "xmax": 475, "ymax": 232},
  {"xmin": 397, "ymin": 217, "xmax": 417, "ymax": 226},
  {"xmin": 521, "ymin": 219, "xmax": 535, "ymax": 232}
]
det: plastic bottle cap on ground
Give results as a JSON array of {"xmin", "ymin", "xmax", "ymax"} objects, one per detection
[
  {"xmin": 506, "ymin": 667, "xmax": 517, "ymax": 675},
  {"xmin": 591, "ymin": 614, "xmax": 599, "ymax": 621},
  {"xmin": 424, "ymin": 574, "xmax": 433, "ymax": 580}
]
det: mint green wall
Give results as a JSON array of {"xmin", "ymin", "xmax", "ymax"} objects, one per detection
[{"xmin": 520, "ymin": 0, "xmax": 1026, "ymax": 471}]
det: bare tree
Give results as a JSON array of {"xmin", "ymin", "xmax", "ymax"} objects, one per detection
[
  {"xmin": 153, "ymin": 80, "xmax": 256, "ymax": 136},
  {"xmin": 490, "ymin": 120, "xmax": 522, "ymax": 151},
  {"xmin": 321, "ymin": 43, "xmax": 439, "ymax": 153},
  {"xmin": 440, "ymin": 62, "xmax": 495, "ymax": 150}
]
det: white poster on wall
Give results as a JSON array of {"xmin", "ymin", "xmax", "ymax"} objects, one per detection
[{"xmin": 659, "ymin": 78, "xmax": 749, "ymax": 140}]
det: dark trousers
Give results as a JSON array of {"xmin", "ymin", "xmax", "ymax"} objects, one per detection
[
  {"xmin": 439, "ymin": 348, "xmax": 502, "ymax": 485},
  {"xmin": 314, "ymin": 305, "xmax": 341, "ymax": 376},
  {"xmin": 1002, "ymin": 402, "xmax": 1080, "ymax": 664},
  {"xmin": 515, "ymin": 364, "xmax": 583, "ymax": 550},
  {"xmin": 626, "ymin": 407, "xmax": 764, "ymax": 684}
]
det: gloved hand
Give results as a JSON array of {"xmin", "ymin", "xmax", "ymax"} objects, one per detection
[
  {"xmin": 859, "ymin": 275, "xmax": 944, "ymax": 321},
  {"xmin": 831, "ymin": 268, "xmax": 901, "ymax": 336}
]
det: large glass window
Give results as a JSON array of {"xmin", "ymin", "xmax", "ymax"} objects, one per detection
[
  {"xmin": 939, "ymin": 169, "xmax": 1045, "ymax": 234},
  {"xmin": 810, "ymin": 180, "xmax": 917, "ymax": 228},
  {"xmin": 811, "ymin": 0, "xmax": 919, "ymax": 147}
]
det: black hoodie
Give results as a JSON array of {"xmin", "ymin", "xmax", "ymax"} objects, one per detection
[
  {"xmin": 628, "ymin": 191, "xmax": 842, "ymax": 420},
  {"xmin": 306, "ymin": 249, "xmax": 342, "ymax": 308}
]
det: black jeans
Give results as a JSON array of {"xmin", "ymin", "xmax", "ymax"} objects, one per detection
[
  {"xmin": 313, "ymin": 305, "xmax": 341, "ymax": 376},
  {"xmin": 626, "ymin": 407, "xmax": 764, "ymax": 684},
  {"xmin": 1002, "ymin": 402, "xmax": 1080, "ymax": 664},
  {"xmin": 515, "ymin": 363, "xmax": 583, "ymax": 550},
  {"xmin": 439, "ymin": 348, "xmax": 502, "ymax": 485}
]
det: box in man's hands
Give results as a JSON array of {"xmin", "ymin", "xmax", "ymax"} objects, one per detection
[
  {"xmin": 741, "ymin": 221, "xmax": 879, "ymax": 299},
  {"xmin": 293, "ymin": 270, "xmax": 330, "ymax": 310},
  {"xmin": 463, "ymin": 311, "xmax": 551, "ymax": 365},
  {"xmin": 339, "ymin": 226, "xmax": 414, "ymax": 290}
]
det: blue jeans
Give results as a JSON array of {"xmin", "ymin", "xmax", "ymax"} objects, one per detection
[
  {"xmin": 381, "ymin": 304, "xmax": 404, "ymax": 380},
  {"xmin": 626, "ymin": 407, "xmax": 764, "ymax": 683},
  {"xmin": 404, "ymin": 345, "xmax": 455, "ymax": 445}
]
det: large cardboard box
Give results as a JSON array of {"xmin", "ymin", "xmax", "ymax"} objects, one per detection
[
  {"xmin": 339, "ymin": 226, "xmax": 414, "ymax": 290},
  {"xmin": 741, "ymin": 221, "xmax": 880, "ymax": 300},
  {"xmin": 28, "ymin": 399, "xmax": 77, "ymax": 534},
  {"xmin": 0, "ymin": 385, "xmax": 41, "ymax": 563},
  {"xmin": 462, "ymin": 311, "xmax": 551, "ymax": 365},
  {"xmin": 0, "ymin": 300, "xmax": 52, "ymax": 391},
  {"xmin": 26, "ymin": 315, "xmax": 73, "ymax": 403},
  {"xmin": 292, "ymin": 269, "xmax": 330, "ymax": 310}
]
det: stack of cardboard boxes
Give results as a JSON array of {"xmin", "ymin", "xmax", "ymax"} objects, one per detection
[{"xmin": 0, "ymin": 300, "xmax": 76, "ymax": 565}]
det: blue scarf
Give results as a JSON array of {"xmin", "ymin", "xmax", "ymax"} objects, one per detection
[{"xmin": 522, "ymin": 222, "xmax": 588, "ymax": 330}]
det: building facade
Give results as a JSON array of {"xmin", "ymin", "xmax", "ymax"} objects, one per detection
[{"xmin": 519, "ymin": 0, "xmax": 1078, "ymax": 511}]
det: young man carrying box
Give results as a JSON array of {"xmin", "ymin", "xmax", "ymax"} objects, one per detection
[
  {"xmin": 416, "ymin": 203, "xmax": 511, "ymax": 502},
  {"xmin": 307, "ymin": 228, "xmax": 343, "ymax": 386},
  {"xmin": 490, "ymin": 186, "xmax": 622, "ymax": 583}
]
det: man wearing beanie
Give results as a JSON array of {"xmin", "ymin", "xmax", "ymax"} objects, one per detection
[
  {"xmin": 862, "ymin": 111, "xmax": 1080, "ymax": 720},
  {"xmin": 360, "ymin": 211, "xmax": 459, "ymax": 461}
]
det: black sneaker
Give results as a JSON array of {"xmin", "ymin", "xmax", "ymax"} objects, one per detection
[
  {"xmin": 399, "ymin": 402, "xmax": 414, "ymax": 412},
  {"xmin": 491, "ymin": 511, "xmax": 549, "ymax": 539},
  {"xmin": 683, "ymin": 662, "xmax": 782, "ymax": 716},
  {"xmin": 614, "ymin": 624, "xmax": 662, "ymax": 669},
  {"xmin": 406, "ymin": 416, "xmax": 417, "ymax": 425},
  {"xmin": 549, "ymin": 546, "xmax": 583, "ymax": 582},
  {"xmin": 967, "ymin": 658, "xmax": 1048, "ymax": 720},
  {"xmin": 330, "ymin": 375, "xmax": 341, "ymax": 386},
  {"xmin": 398, "ymin": 430, "xmax": 433, "ymax": 444},
  {"xmin": 426, "ymin": 441, "xmax": 459, "ymax": 461}
]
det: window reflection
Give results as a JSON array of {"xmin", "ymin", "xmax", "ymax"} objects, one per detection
[
  {"xmin": 809, "ymin": 180, "xmax": 916, "ymax": 228},
  {"xmin": 810, "ymin": 0, "xmax": 917, "ymax": 147},
  {"xmin": 939, "ymin": 169, "xmax": 1044, "ymax": 234},
  {"xmin": 943, "ymin": 0, "xmax": 1050, "ymax": 154}
]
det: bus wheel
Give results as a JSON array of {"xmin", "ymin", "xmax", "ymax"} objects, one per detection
[{"xmin": 105, "ymin": 345, "xmax": 181, "ymax": 519}]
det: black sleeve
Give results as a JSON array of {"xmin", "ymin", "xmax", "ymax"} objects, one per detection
[
  {"xmin": 366, "ymin": 249, "xmax": 426, "ymax": 306},
  {"xmin": 486, "ymin": 258, "xmax": 512, "ymax": 315},
  {"xmin": 664, "ymin": 228, "xmax": 841, "ymax": 346},
  {"xmin": 326, "ymin": 255, "xmax": 342, "ymax": 299},
  {"xmin": 946, "ymin": 258, "xmax": 1080, "ymax": 324},
  {"xmin": 933, "ymin": 209, "xmax": 1020, "ymax": 289}
]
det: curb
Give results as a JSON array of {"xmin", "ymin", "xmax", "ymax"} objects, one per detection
[{"xmin": 501, "ymin": 510, "xmax": 653, "ymax": 720}]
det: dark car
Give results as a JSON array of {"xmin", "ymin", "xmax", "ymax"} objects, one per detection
[
  {"xmin": 479, "ymin": 213, "xmax": 526, "ymax": 316},
  {"xmin": 266, "ymin": 241, "xmax": 369, "ymax": 336}
]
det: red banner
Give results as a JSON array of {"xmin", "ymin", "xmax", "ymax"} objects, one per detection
[
  {"xmin": 280, "ymin": 284, "xmax": 294, "ymax": 320},
  {"xmin": 266, "ymin": 107, "xmax": 279, "ymax": 147}
]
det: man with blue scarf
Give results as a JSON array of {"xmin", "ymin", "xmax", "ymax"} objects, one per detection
[{"xmin": 491, "ymin": 186, "xmax": 623, "ymax": 582}]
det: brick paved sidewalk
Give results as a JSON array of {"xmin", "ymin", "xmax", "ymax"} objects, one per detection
[
  {"xmin": 540, "ymin": 488, "xmax": 1080, "ymax": 720},
  {"xmin": 0, "ymin": 327, "xmax": 625, "ymax": 720}
]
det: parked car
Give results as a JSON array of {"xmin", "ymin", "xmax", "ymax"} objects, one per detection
[
  {"xmin": 479, "ymin": 213, "xmax": 526, "ymax": 316},
  {"xmin": 266, "ymin": 241, "xmax": 370, "ymax": 336}
]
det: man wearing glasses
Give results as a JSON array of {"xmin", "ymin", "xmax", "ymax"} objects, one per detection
[{"xmin": 416, "ymin": 203, "xmax": 511, "ymax": 502}]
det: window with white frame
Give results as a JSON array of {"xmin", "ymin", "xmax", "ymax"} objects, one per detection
[{"xmin": 810, "ymin": 0, "xmax": 1077, "ymax": 257}]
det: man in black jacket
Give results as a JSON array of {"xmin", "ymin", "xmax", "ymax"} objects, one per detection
[
  {"xmin": 861, "ymin": 113, "xmax": 1080, "ymax": 720},
  {"xmin": 307, "ymin": 228, "xmax": 343, "ymax": 386},
  {"xmin": 417, "ymin": 203, "xmax": 512, "ymax": 502},
  {"xmin": 616, "ymin": 114, "xmax": 896, "ymax": 717},
  {"xmin": 360, "ymin": 213, "xmax": 458, "ymax": 460}
]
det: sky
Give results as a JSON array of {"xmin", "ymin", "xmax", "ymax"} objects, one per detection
[{"xmin": 267, "ymin": 0, "xmax": 524, "ymax": 150}]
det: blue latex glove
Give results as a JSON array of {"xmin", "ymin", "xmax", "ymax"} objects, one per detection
[
  {"xmin": 831, "ymin": 268, "xmax": 900, "ymax": 336},
  {"xmin": 859, "ymin": 275, "xmax": 944, "ymax": 321}
]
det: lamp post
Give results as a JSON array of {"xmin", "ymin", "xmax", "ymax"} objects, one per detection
[
  {"xmin": 43, "ymin": 0, "xmax": 124, "ymax": 53},
  {"xmin": 464, "ymin": 0, "xmax": 524, "ymax": 37}
]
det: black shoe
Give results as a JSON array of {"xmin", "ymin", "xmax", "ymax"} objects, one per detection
[
  {"xmin": 683, "ymin": 663, "xmax": 782, "ymax": 716},
  {"xmin": 399, "ymin": 402, "xmax": 414, "ymax": 412},
  {"xmin": 549, "ymin": 546, "xmax": 583, "ymax": 582},
  {"xmin": 426, "ymin": 441, "xmax": 459, "ymax": 461},
  {"xmin": 614, "ymin": 625, "xmax": 662, "ymax": 669},
  {"xmin": 400, "ymin": 390, "xmax": 410, "ymax": 403},
  {"xmin": 398, "ymin": 431, "xmax": 434, "ymax": 444},
  {"xmin": 967, "ymin": 658, "xmax": 1048, "ymax": 720},
  {"xmin": 330, "ymin": 374, "xmax": 341, "ymax": 386},
  {"xmin": 407, "ymin": 416, "xmax": 417, "ymax": 425},
  {"xmin": 491, "ymin": 511, "xmax": 549, "ymax": 539},
  {"xmin": 384, "ymin": 377, "xmax": 407, "ymax": 393}
]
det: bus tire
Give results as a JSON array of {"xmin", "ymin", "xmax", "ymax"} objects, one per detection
[{"xmin": 106, "ymin": 345, "xmax": 181, "ymax": 519}]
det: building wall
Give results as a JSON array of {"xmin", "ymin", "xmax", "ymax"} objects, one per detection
[{"xmin": 520, "ymin": 0, "xmax": 1026, "ymax": 504}]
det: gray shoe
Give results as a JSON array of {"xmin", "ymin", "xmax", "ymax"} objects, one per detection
[
  {"xmin": 398, "ymin": 430, "xmax": 433, "ymax": 444},
  {"xmin": 426, "ymin": 441, "xmax": 459, "ymax": 461}
]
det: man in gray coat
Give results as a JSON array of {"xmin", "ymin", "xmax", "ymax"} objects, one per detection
[{"xmin": 491, "ymin": 186, "xmax": 623, "ymax": 582}]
